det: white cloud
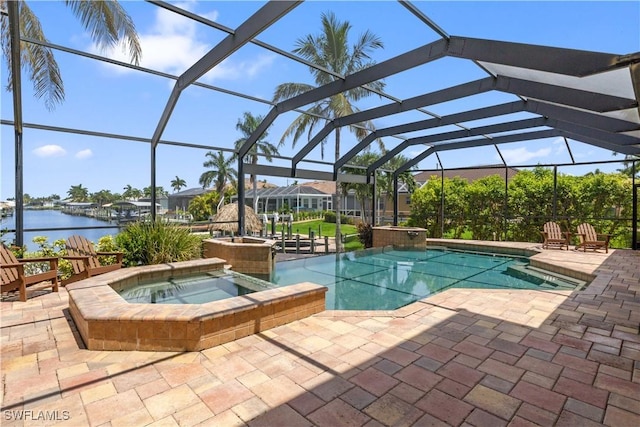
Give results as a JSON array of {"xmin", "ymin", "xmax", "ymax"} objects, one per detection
[
  {"xmin": 500, "ymin": 147, "xmax": 552, "ymax": 164},
  {"xmin": 75, "ymin": 149, "xmax": 93, "ymax": 160},
  {"xmin": 574, "ymin": 150, "xmax": 595, "ymax": 159},
  {"xmin": 551, "ymin": 137, "xmax": 566, "ymax": 155},
  {"xmin": 33, "ymin": 145, "xmax": 66, "ymax": 158},
  {"xmin": 89, "ymin": 3, "xmax": 271, "ymax": 82},
  {"xmin": 202, "ymin": 54, "xmax": 276, "ymax": 81}
]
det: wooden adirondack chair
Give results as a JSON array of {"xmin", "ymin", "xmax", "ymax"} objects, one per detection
[
  {"xmin": 1, "ymin": 243, "xmax": 59, "ymax": 302},
  {"xmin": 540, "ymin": 221, "xmax": 571, "ymax": 250},
  {"xmin": 62, "ymin": 235, "xmax": 123, "ymax": 285},
  {"xmin": 576, "ymin": 223, "xmax": 611, "ymax": 253}
]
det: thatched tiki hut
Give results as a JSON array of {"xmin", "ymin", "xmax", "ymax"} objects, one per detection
[{"xmin": 210, "ymin": 202, "xmax": 262, "ymax": 234}]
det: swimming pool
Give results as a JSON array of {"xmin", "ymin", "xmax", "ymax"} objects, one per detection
[
  {"xmin": 266, "ymin": 247, "xmax": 586, "ymax": 310},
  {"xmin": 115, "ymin": 247, "xmax": 586, "ymax": 310},
  {"xmin": 116, "ymin": 269, "xmax": 276, "ymax": 304}
]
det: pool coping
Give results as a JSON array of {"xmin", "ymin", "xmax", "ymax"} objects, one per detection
[
  {"xmin": 65, "ymin": 240, "xmax": 612, "ymax": 350},
  {"xmin": 66, "ymin": 258, "xmax": 327, "ymax": 351}
]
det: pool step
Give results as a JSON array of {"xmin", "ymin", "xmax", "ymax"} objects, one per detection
[{"xmin": 506, "ymin": 263, "xmax": 587, "ymax": 290}]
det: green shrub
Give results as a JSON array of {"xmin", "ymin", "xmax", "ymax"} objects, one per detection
[
  {"xmin": 324, "ymin": 211, "xmax": 351, "ymax": 224},
  {"xmin": 357, "ymin": 222, "xmax": 373, "ymax": 248},
  {"xmin": 16, "ymin": 236, "xmax": 72, "ymax": 280},
  {"xmin": 115, "ymin": 221, "xmax": 201, "ymax": 266}
]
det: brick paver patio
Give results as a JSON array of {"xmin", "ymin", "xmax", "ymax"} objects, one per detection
[{"xmin": 1, "ymin": 244, "xmax": 639, "ymax": 426}]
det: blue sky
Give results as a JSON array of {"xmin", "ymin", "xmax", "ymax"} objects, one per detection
[{"xmin": 1, "ymin": 0, "xmax": 639, "ymax": 199}]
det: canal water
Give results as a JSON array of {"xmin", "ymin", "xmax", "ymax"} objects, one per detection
[{"xmin": 1, "ymin": 210, "xmax": 119, "ymax": 251}]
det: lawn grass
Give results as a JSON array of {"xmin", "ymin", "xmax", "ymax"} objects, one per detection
[
  {"xmin": 343, "ymin": 235, "xmax": 364, "ymax": 251},
  {"xmin": 289, "ymin": 219, "xmax": 358, "ymax": 238}
]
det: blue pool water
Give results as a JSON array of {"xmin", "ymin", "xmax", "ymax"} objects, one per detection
[
  {"xmin": 267, "ymin": 247, "xmax": 585, "ymax": 310},
  {"xmin": 116, "ymin": 270, "xmax": 275, "ymax": 304},
  {"xmin": 115, "ymin": 247, "xmax": 585, "ymax": 309}
]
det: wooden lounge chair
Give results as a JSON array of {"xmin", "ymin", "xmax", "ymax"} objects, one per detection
[
  {"xmin": 1, "ymin": 243, "xmax": 59, "ymax": 302},
  {"xmin": 62, "ymin": 235, "xmax": 123, "ymax": 285},
  {"xmin": 540, "ymin": 221, "xmax": 571, "ymax": 250},
  {"xmin": 575, "ymin": 223, "xmax": 611, "ymax": 253}
]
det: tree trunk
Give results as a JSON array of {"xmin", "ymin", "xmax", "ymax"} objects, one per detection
[
  {"xmin": 335, "ymin": 129, "xmax": 343, "ymax": 253},
  {"xmin": 253, "ymin": 177, "xmax": 258, "ymax": 212},
  {"xmin": 359, "ymin": 195, "xmax": 367, "ymax": 223},
  {"xmin": 251, "ymin": 158, "xmax": 258, "ymax": 212}
]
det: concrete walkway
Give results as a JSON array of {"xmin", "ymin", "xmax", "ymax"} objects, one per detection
[{"xmin": 1, "ymin": 245, "xmax": 639, "ymax": 426}]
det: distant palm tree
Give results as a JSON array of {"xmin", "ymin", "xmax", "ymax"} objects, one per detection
[
  {"xmin": 122, "ymin": 184, "xmax": 142, "ymax": 201},
  {"xmin": 272, "ymin": 11, "xmax": 385, "ymax": 252},
  {"xmin": 143, "ymin": 186, "xmax": 167, "ymax": 198},
  {"xmin": 67, "ymin": 184, "xmax": 89, "ymax": 202},
  {"xmin": 0, "ymin": 0, "xmax": 141, "ymax": 111},
  {"xmin": 199, "ymin": 151, "xmax": 237, "ymax": 197},
  {"xmin": 613, "ymin": 153, "xmax": 639, "ymax": 178},
  {"xmin": 233, "ymin": 112, "xmax": 278, "ymax": 211},
  {"xmin": 170, "ymin": 176, "xmax": 187, "ymax": 193},
  {"xmin": 90, "ymin": 189, "xmax": 116, "ymax": 206}
]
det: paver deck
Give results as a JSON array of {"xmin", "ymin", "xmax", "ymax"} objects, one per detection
[{"xmin": 1, "ymin": 243, "xmax": 639, "ymax": 426}]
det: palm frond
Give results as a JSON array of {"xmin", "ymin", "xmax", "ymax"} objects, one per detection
[
  {"xmin": 199, "ymin": 171, "xmax": 215, "ymax": 189},
  {"xmin": 65, "ymin": 0, "xmax": 141, "ymax": 65},
  {"xmin": 350, "ymin": 30, "xmax": 384, "ymax": 63},
  {"xmin": 278, "ymin": 113, "xmax": 311, "ymax": 147},
  {"xmin": 272, "ymin": 82, "xmax": 315, "ymax": 103},
  {"xmin": 1, "ymin": 1, "xmax": 65, "ymax": 110},
  {"xmin": 202, "ymin": 151, "xmax": 218, "ymax": 168}
]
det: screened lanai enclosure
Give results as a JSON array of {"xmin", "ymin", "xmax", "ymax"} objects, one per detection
[{"xmin": 2, "ymin": 1, "xmax": 639, "ymax": 249}]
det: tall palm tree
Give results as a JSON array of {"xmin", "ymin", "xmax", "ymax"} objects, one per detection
[
  {"xmin": 199, "ymin": 151, "xmax": 237, "ymax": 197},
  {"xmin": 67, "ymin": 184, "xmax": 89, "ymax": 202},
  {"xmin": 232, "ymin": 112, "xmax": 278, "ymax": 212},
  {"xmin": 170, "ymin": 176, "xmax": 187, "ymax": 193},
  {"xmin": 1, "ymin": 0, "xmax": 141, "ymax": 111},
  {"xmin": 272, "ymin": 11, "xmax": 385, "ymax": 252}
]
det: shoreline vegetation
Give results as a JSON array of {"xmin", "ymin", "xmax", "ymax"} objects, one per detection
[{"xmin": 2, "ymin": 208, "xmax": 363, "ymax": 251}]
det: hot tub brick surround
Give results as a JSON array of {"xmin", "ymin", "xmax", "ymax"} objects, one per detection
[
  {"xmin": 372, "ymin": 226, "xmax": 428, "ymax": 249},
  {"xmin": 202, "ymin": 237, "xmax": 277, "ymax": 276},
  {"xmin": 66, "ymin": 258, "xmax": 327, "ymax": 352}
]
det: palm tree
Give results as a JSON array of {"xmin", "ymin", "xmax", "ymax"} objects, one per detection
[
  {"xmin": 122, "ymin": 184, "xmax": 142, "ymax": 201},
  {"xmin": 199, "ymin": 151, "xmax": 237, "ymax": 197},
  {"xmin": 272, "ymin": 11, "xmax": 385, "ymax": 252},
  {"xmin": 1, "ymin": 0, "xmax": 141, "ymax": 111},
  {"xmin": 378, "ymin": 154, "xmax": 417, "ymax": 220},
  {"xmin": 90, "ymin": 189, "xmax": 116, "ymax": 206},
  {"xmin": 613, "ymin": 154, "xmax": 639, "ymax": 178},
  {"xmin": 143, "ymin": 186, "xmax": 167, "ymax": 198},
  {"xmin": 232, "ymin": 112, "xmax": 278, "ymax": 212},
  {"xmin": 170, "ymin": 176, "xmax": 187, "ymax": 193},
  {"xmin": 67, "ymin": 184, "xmax": 89, "ymax": 202}
]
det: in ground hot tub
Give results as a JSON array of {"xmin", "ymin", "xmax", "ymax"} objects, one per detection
[
  {"xmin": 113, "ymin": 269, "xmax": 276, "ymax": 304},
  {"xmin": 67, "ymin": 258, "xmax": 326, "ymax": 351}
]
